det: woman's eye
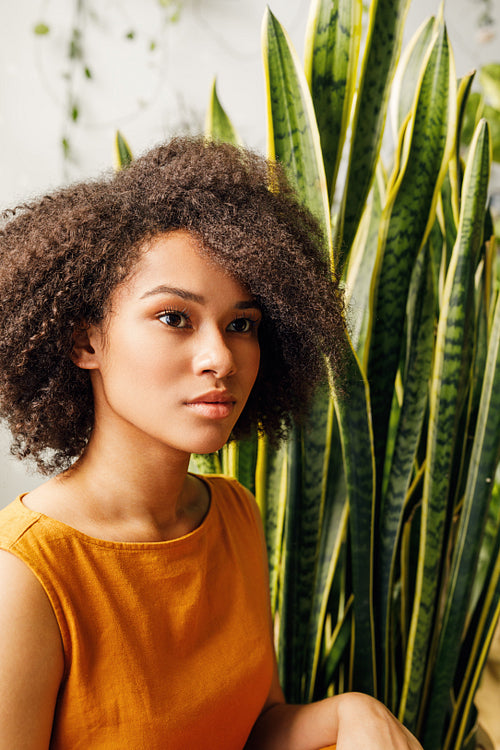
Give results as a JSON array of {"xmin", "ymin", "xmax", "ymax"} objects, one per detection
[
  {"xmin": 228, "ymin": 318, "xmax": 255, "ymax": 333},
  {"xmin": 159, "ymin": 311, "xmax": 190, "ymax": 328}
]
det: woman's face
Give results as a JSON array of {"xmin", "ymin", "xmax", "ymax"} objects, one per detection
[{"xmin": 76, "ymin": 231, "xmax": 261, "ymax": 459}]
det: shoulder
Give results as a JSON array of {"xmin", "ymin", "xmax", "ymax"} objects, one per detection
[
  {"xmin": 201, "ymin": 474, "xmax": 261, "ymax": 520},
  {"xmin": 201, "ymin": 474, "xmax": 268, "ymax": 559},
  {"xmin": 0, "ymin": 496, "xmax": 41, "ymax": 549},
  {"xmin": 200, "ymin": 473, "xmax": 255, "ymax": 502},
  {"xmin": 0, "ymin": 549, "xmax": 63, "ymax": 665},
  {"xmin": 0, "ymin": 549, "xmax": 63, "ymax": 747}
]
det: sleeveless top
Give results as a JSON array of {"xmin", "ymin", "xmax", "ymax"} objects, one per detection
[{"xmin": 0, "ymin": 475, "xmax": 275, "ymax": 749}]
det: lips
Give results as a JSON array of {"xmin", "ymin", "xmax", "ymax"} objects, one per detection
[{"xmin": 185, "ymin": 391, "xmax": 236, "ymax": 419}]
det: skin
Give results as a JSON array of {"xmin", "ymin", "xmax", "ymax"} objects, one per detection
[{"xmin": 0, "ymin": 231, "xmax": 422, "ymax": 749}]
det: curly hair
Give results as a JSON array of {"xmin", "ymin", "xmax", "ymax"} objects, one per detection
[{"xmin": 0, "ymin": 136, "xmax": 346, "ymax": 475}]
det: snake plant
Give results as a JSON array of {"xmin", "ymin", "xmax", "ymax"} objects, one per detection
[{"xmin": 197, "ymin": 1, "xmax": 500, "ymax": 748}]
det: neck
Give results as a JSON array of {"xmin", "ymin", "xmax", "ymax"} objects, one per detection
[{"xmin": 56, "ymin": 422, "xmax": 203, "ymax": 539}]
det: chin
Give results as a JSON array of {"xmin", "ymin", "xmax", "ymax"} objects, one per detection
[
  {"xmin": 191, "ymin": 439, "xmax": 229, "ymax": 456},
  {"xmin": 186, "ymin": 431, "xmax": 232, "ymax": 456}
]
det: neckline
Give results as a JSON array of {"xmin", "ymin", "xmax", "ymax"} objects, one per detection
[{"xmin": 16, "ymin": 473, "xmax": 215, "ymax": 550}]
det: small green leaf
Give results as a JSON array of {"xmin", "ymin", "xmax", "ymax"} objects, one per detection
[
  {"xmin": 483, "ymin": 104, "xmax": 500, "ymax": 162},
  {"xmin": 61, "ymin": 137, "xmax": 70, "ymax": 158},
  {"xmin": 114, "ymin": 131, "xmax": 133, "ymax": 170},
  {"xmin": 205, "ymin": 79, "xmax": 241, "ymax": 145},
  {"xmin": 34, "ymin": 23, "xmax": 50, "ymax": 35},
  {"xmin": 71, "ymin": 105, "xmax": 79, "ymax": 122},
  {"xmin": 149, "ymin": 40, "xmax": 157, "ymax": 51},
  {"xmin": 125, "ymin": 30, "xmax": 135, "ymax": 40},
  {"xmin": 461, "ymin": 92, "xmax": 482, "ymax": 148},
  {"xmin": 69, "ymin": 28, "xmax": 83, "ymax": 59},
  {"xmin": 84, "ymin": 66, "xmax": 92, "ymax": 79}
]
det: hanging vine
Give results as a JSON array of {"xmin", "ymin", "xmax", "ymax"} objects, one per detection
[{"xmin": 33, "ymin": 0, "xmax": 183, "ymax": 166}]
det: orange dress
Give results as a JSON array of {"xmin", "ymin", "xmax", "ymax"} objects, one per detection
[{"xmin": 0, "ymin": 476, "xmax": 274, "ymax": 749}]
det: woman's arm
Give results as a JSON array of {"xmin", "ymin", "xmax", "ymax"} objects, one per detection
[
  {"xmin": 0, "ymin": 550, "xmax": 64, "ymax": 749},
  {"xmin": 246, "ymin": 664, "xmax": 422, "ymax": 750}
]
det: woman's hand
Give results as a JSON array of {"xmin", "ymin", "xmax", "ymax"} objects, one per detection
[
  {"xmin": 333, "ymin": 692, "xmax": 422, "ymax": 749},
  {"xmin": 246, "ymin": 690, "xmax": 423, "ymax": 750}
]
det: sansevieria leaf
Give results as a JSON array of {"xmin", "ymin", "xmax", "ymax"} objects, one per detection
[
  {"xmin": 262, "ymin": 7, "xmax": 331, "ymax": 267},
  {"xmin": 390, "ymin": 16, "xmax": 435, "ymax": 139},
  {"xmin": 335, "ymin": 0, "xmax": 411, "ymax": 268},
  {"xmin": 205, "ymin": 79, "xmax": 241, "ymax": 145},
  {"xmin": 378, "ymin": 244, "xmax": 435, "ymax": 703},
  {"xmin": 115, "ymin": 131, "xmax": 133, "ymax": 169},
  {"xmin": 367, "ymin": 21, "xmax": 456, "ymax": 494},
  {"xmin": 400, "ymin": 118, "xmax": 491, "ymax": 733},
  {"xmin": 262, "ymin": 8, "xmax": 334, "ymax": 701},
  {"xmin": 255, "ymin": 436, "xmax": 287, "ymax": 616},
  {"xmin": 330, "ymin": 352, "xmax": 377, "ymax": 695},
  {"xmin": 423, "ymin": 134, "xmax": 497, "ymax": 749},
  {"xmin": 304, "ymin": 0, "xmax": 362, "ymax": 201},
  {"xmin": 263, "ymin": 6, "xmax": 377, "ymax": 697}
]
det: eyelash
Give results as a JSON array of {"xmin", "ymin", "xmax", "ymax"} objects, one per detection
[
  {"xmin": 158, "ymin": 308, "xmax": 191, "ymax": 328},
  {"xmin": 228, "ymin": 315, "xmax": 259, "ymax": 333},
  {"xmin": 157, "ymin": 309, "xmax": 260, "ymax": 333}
]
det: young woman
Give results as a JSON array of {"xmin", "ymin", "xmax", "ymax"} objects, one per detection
[{"xmin": 0, "ymin": 137, "xmax": 421, "ymax": 749}]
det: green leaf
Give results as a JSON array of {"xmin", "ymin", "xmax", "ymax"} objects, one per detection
[
  {"xmin": 461, "ymin": 92, "xmax": 482, "ymax": 148},
  {"xmin": 69, "ymin": 28, "xmax": 83, "ymax": 60},
  {"xmin": 114, "ymin": 131, "xmax": 133, "ymax": 170},
  {"xmin": 400, "ymin": 119, "xmax": 491, "ymax": 734},
  {"xmin": 278, "ymin": 386, "xmax": 333, "ymax": 701},
  {"xmin": 306, "ymin": 483, "xmax": 349, "ymax": 699},
  {"xmin": 190, "ymin": 452, "xmax": 222, "ymax": 476},
  {"xmin": 424, "ymin": 204, "xmax": 499, "ymax": 750},
  {"xmin": 321, "ymin": 593, "xmax": 353, "ymax": 686},
  {"xmin": 482, "ymin": 103, "xmax": 500, "ymax": 162},
  {"xmin": 367, "ymin": 21, "xmax": 456, "ymax": 496},
  {"xmin": 262, "ymin": 7, "xmax": 331, "ymax": 268},
  {"xmin": 330, "ymin": 347, "xmax": 377, "ymax": 695},
  {"xmin": 334, "ymin": 0, "xmax": 412, "ymax": 268},
  {"xmin": 446, "ymin": 547, "xmax": 500, "ymax": 750},
  {"xmin": 345, "ymin": 163, "xmax": 386, "ymax": 361},
  {"xmin": 277, "ymin": 428, "xmax": 302, "ymax": 699},
  {"xmin": 304, "ymin": 0, "xmax": 362, "ymax": 200},
  {"xmin": 255, "ymin": 436, "xmax": 287, "ymax": 617},
  {"xmin": 378, "ymin": 244, "xmax": 435, "ymax": 703},
  {"xmin": 471, "ymin": 468, "xmax": 500, "ymax": 613},
  {"xmin": 219, "ymin": 435, "xmax": 258, "ymax": 495},
  {"xmin": 390, "ymin": 16, "xmax": 435, "ymax": 138},
  {"xmin": 205, "ymin": 79, "xmax": 241, "ymax": 145},
  {"xmin": 455, "ymin": 72, "xmax": 476, "ymax": 175},
  {"xmin": 61, "ymin": 137, "xmax": 70, "ymax": 159},
  {"xmin": 33, "ymin": 23, "xmax": 50, "ymax": 35}
]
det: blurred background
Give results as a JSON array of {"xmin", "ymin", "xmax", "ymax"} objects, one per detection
[{"xmin": 0, "ymin": 0, "xmax": 498, "ymax": 504}]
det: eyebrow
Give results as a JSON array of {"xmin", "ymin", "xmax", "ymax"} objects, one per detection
[{"xmin": 139, "ymin": 285, "xmax": 261, "ymax": 310}]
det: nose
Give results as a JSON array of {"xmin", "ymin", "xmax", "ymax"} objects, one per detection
[{"xmin": 193, "ymin": 328, "xmax": 236, "ymax": 378}]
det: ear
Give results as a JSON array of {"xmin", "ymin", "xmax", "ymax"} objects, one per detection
[{"xmin": 70, "ymin": 323, "xmax": 100, "ymax": 370}]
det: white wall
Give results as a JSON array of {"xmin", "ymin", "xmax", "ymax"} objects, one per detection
[{"xmin": 0, "ymin": 0, "xmax": 498, "ymax": 506}]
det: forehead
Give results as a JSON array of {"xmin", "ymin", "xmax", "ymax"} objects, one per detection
[{"xmin": 114, "ymin": 230, "xmax": 253, "ymax": 303}]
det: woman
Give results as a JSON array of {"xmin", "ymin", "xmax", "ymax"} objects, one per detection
[{"xmin": 0, "ymin": 137, "xmax": 421, "ymax": 749}]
